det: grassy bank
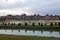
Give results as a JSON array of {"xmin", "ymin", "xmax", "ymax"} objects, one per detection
[
  {"xmin": 0, "ymin": 34, "xmax": 60, "ymax": 40},
  {"xmin": 0, "ymin": 22, "xmax": 60, "ymax": 30}
]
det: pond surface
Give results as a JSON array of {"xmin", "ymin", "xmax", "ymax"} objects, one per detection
[{"xmin": 0, "ymin": 29, "xmax": 60, "ymax": 37}]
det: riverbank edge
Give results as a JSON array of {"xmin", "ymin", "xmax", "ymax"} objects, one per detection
[
  {"xmin": 0, "ymin": 26, "xmax": 60, "ymax": 30},
  {"xmin": 0, "ymin": 34, "xmax": 60, "ymax": 40}
]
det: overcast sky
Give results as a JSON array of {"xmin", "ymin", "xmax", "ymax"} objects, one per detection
[{"xmin": 0, "ymin": 0, "xmax": 60, "ymax": 16}]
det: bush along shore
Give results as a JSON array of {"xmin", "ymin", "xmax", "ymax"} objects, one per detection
[{"xmin": 0, "ymin": 22, "xmax": 60, "ymax": 30}]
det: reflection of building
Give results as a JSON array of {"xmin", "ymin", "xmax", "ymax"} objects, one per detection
[{"xmin": 0, "ymin": 14, "xmax": 60, "ymax": 21}]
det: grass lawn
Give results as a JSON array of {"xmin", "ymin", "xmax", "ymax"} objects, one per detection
[{"xmin": 0, "ymin": 34, "xmax": 60, "ymax": 40}]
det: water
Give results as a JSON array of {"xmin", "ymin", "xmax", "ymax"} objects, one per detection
[{"xmin": 0, "ymin": 29, "xmax": 60, "ymax": 37}]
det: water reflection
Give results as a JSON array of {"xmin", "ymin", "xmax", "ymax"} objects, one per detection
[
  {"xmin": 0, "ymin": 29, "xmax": 60, "ymax": 37},
  {"xmin": 18, "ymin": 29, "xmax": 20, "ymax": 32},
  {"xmin": 12, "ymin": 29, "xmax": 13, "ymax": 32}
]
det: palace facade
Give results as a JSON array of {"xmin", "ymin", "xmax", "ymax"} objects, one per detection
[{"xmin": 0, "ymin": 14, "xmax": 60, "ymax": 21}]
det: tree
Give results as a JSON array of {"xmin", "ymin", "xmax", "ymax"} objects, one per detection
[
  {"xmin": 44, "ymin": 23, "xmax": 46, "ymax": 26},
  {"xmin": 38, "ymin": 22, "xmax": 40, "ymax": 25},
  {"xmin": 8, "ymin": 23, "xmax": 10, "ymax": 25},
  {"xmin": 4, "ymin": 23, "xmax": 7, "ymax": 26},
  {"xmin": 18, "ymin": 23, "xmax": 21, "ymax": 26},
  {"xmin": 2, "ymin": 22, "xmax": 4, "ymax": 25},
  {"xmin": 13, "ymin": 23, "xmax": 15, "ymax": 25},
  {"xmin": 50, "ymin": 22, "xmax": 53, "ymax": 26},
  {"xmin": 58, "ymin": 23, "xmax": 60, "ymax": 26},
  {"xmin": 32, "ymin": 23, "xmax": 35, "ymax": 26},
  {"xmin": 25, "ymin": 23, "xmax": 28, "ymax": 26},
  {"xmin": 41, "ymin": 23, "xmax": 43, "ymax": 26},
  {"xmin": 11, "ymin": 23, "xmax": 14, "ymax": 26},
  {"xmin": 55, "ymin": 22, "xmax": 57, "ymax": 25}
]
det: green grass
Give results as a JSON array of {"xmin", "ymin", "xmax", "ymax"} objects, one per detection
[{"xmin": 0, "ymin": 34, "xmax": 60, "ymax": 40}]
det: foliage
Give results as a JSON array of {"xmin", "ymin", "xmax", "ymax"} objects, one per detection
[
  {"xmin": 41, "ymin": 23, "xmax": 43, "ymax": 26},
  {"xmin": 18, "ymin": 23, "xmax": 21, "ymax": 26},
  {"xmin": 50, "ymin": 23, "xmax": 53, "ymax": 26},
  {"xmin": 32, "ymin": 23, "xmax": 35, "ymax": 26}
]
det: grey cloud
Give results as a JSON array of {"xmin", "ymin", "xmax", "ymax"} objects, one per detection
[{"xmin": 0, "ymin": 0, "xmax": 60, "ymax": 15}]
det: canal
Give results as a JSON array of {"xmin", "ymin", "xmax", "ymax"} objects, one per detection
[{"xmin": 0, "ymin": 29, "xmax": 60, "ymax": 37}]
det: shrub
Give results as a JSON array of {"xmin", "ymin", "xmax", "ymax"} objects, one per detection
[
  {"xmin": 38, "ymin": 23, "xmax": 40, "ymax": 25},
  {"xmin": 11, "ymin": 23, "xmax": 14, "ymax": 26},
  {"xmin": 55, "ymin": 22, "xmax": 57, "ymax": 25},
  {"xmin": 58, "ymin": 23, "xmax": 60, "ymax": 26},
  {"xmin": 18, "ymin": 23, "xmax": 21, "ymax": 26},
  {"xmin": 2, "ymin": 22, "xmax": 4, "ymax": 25},
  {"xmin": 4, "ymin": 23, "xmax": 7, "ymax": 26},
  {"xmin": 44, "ymin": 23, "xmax": 46, "ymax": 26},
  {"xmin": 8, "ymin": 23, "xmax": 10, "ymax": 25},
  {"xmin": 32, "ymin": 23, "xmax": 35, "ymax": 26},
  {"xmin": 41, "ymin": 23, "xmax": 43, "ymax": 26},
  {"xmin": 13, "ymin": 23, "xmax": 15, "ymax": 25},
  {"xmin": 50, "ymin": 22, "xmax": 53, "ymax": 26},
  {"xmin": 25, "ymin": 23, "xmax": 28, "ymax": 26}
]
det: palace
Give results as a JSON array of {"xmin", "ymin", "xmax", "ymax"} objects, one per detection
[{"xmin": 0, "ymin": 14, "xmax": 60, "ymax": 21}]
